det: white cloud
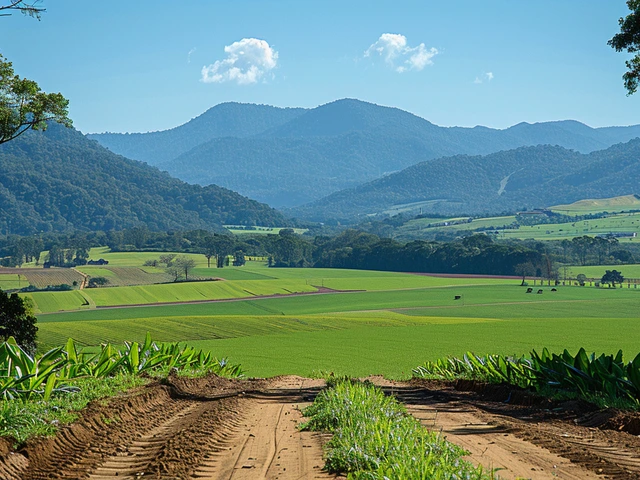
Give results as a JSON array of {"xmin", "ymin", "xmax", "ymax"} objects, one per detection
[
  {"xmin": 187, "ymin": 47, "xmax": 196, "ymax": 64},
  {"xmin": 201, "ymin": 38, "xmax": 278, "ymax": 85},
  {"xmin": 474, "ymin": 72, "xmax": 494, "ymax": 84},
  {"xmin": 364, "ymin": 33, "xmax": 438, "ymax": 73}
]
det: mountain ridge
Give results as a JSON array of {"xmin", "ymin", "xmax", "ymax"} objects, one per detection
[
  {"xmin": 288, "ymin": 139, "xmax": 640, "ymax": 221},
  {"xmin": 88, "ymin": 99, "xmax": 640, "ymax": 208},
  {"xmin": 0, "ymin": 124, "xmax": 289, "ymax": 236}
]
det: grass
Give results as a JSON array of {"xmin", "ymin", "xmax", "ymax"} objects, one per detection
[
  {"xmin": 25, "ymin": 290, "xmax": 91, "ymax": 313},
  {"xmin": 25, "ymin": 261, "xmax": 513, "ymax": 313},
  {"xmin": 397, "ymin": 210, "xmax": 640, "ymax": 242},
  {"xmin": 87, "ymin": 247, "xmax": 207, "ymax": 267},
  {"xmin": 35, "ymin": 283, "xmax": 640, "ymax": 378},
  {"xmin": 550, "ymin": 194, "xmax": 640, "ymax": 215},
  {"xmin": 564, "ymin": 264, "xmax": 640, "ymax": 279},
  {"xmin": 0, "ymin": 374, "xmax": 148, "ymax": 443},
  {"xmin": 0, "ymin": 274, "xmax": 29, "ymax": 291},
  {"xmin": 300, "ymin": 379, "xmax": 495, "ymax": 479}
]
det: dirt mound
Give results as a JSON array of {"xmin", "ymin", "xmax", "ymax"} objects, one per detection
[
  {"xmin": 601, "ymin": 410, "xmax": 640, "ymax": 435},
  {"xmin": 0, "ymin": 376, "xmax": 337, "ymax": 480},
  {"xmin": 3, "ymin": 375, "xmax": 640, "ymax": 479}
]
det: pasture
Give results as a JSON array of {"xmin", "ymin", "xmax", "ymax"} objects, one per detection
[
  {"xmin": 550, "ymin": 194, "xmax": 640, "ymax": 215},
  {"xmin": 0, "ymin": 273, "xmax": 28, "ymax": 291},
  {"xmin": 398, "ymin": 212, "xmax": 640, "ymax": 242},
  {"xmin": 36, "ymin": 279, "xmax": 640, "ymax": 378},
  {"xmin": 564, "ymin": 263, "xmax": 640, "ymax": 279}
]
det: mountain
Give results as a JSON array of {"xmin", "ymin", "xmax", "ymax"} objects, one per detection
[
  {"xmin": 289, "ymin": 139, "xmax": 640, "ymax": 221},
  {"xmin": 87, "ymin": 102, "xmax": 306, "ymax": 165},
  {"xmin": 0, "ymin": 125, "xmax": 289, "ymax": 236},
  {"xmin": 88, "ymin": 99, "xmax": 640, "ymax": 208}
]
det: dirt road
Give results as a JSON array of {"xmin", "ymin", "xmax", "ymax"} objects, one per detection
[{"xmin": 1, "ymin": 376, "xmax": 639, "ymax": 479}]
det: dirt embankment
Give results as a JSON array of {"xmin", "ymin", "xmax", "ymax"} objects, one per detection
[
  {"xmin": 0, "ymin": 375, "xmax": 339, "ymax": 480},
  {"xmin": 1, "ymin": 376, "xmax": 640, "ymax": 479}
]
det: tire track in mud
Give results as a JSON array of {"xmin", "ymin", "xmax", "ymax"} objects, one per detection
[
  {"xmin": 2, "ymin": 377, "xmax": 337, "ymax": 480},
  {"xmin": 4, "ymin": 376, "xmax": 640, "ymax": 479},
  {"xmin": 382, "ymin": 381, "xmax": 640, "ymax": 480}
]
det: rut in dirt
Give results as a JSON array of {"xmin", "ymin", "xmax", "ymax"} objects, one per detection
[
  {"xmin": 3, "ymin": 375, "xmax": 640, "ymax": 480},
  {"xmin": 1, "ymin": 376, "xmax": 338, "ymax": 480}
]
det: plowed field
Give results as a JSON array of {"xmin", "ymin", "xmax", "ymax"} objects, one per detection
[{"xmin": 1, "ymin": 376, "xmax": 639, "ymax": 479}]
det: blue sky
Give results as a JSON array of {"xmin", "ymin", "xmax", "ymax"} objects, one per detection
[{"xmin": 1, "ymin": 0, "xmax": 638, "ymax": 133}]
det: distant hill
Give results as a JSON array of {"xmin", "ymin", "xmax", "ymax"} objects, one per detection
[
  {"xmin": 289, "ymin": 139, "xmax": 640, "ymax": 221},
  {"xmin": 88, "ymin": 102, "xmax": 306, "ymax": 165},
  {"xmin": 0, "ymin": 125, "xmax": 289, "ymax": 236},
  {"xmin": 550, "ymin": 194, "xmax": 640, "ymax": 214},
  {"xmin": 88, "ymin": 99, "xmax": 640, "ymax": 208}
]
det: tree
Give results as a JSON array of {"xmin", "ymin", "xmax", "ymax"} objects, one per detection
[
  {"xmin": 0, "ymin": 0, "xmax": 44, "ymax": 18},
  {"xmin": 576, "ymin": 273, "xmax": 587, "ymax": 286},
  {"xmin": 514, "ymin": 262, "xmax": 535, "ymax": 286},
  {"xmin": 601, "ymin": 269, "xmax": 624, "ymax": 287},
  {"xmin": 609, "ymin": 0, "xmax": 640, "ymax": 95},
  {"xmin": 202, "ymin": 236, "xmax": 217, "ymax": 268},
  {"xmin": 0, "ymin": 289, "xmax": 37, "ymax": 353},
  {"xmin": 174, "ymin": 256, "xmax": 196, "ymax": 281},
  {"xmin": 0, "ymin": 54, "xmax": 72, "ymax": 145},
  {"xmin": 233, "ymin": 250, "xmax": 246, "ymax": 267}
]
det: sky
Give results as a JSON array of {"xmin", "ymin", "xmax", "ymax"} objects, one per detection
[{"xmin": 1, "ymin": 0, "xmax": 639, "ymax": 133}]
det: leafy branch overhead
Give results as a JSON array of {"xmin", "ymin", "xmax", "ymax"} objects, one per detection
[
  {"xmin": 609, "ymin": 0, "xmax": 640, "ymax": 95},
  {"xmin": 0, "ymin": 54, "xmax": 72, "ymax": 145},
  {"xmin": 0, "ymin": 0, "xmax": 45, "ymax": 19}
]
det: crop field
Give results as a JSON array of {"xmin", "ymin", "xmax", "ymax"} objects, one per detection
[
  {"xmin": 0, "ymin": 273, "xmax": 29, "ymax": 291},
  {"xmin": 87, "ymin": 247, "xmax": 207, "ymax": 267},
  {"xmin": 21, "ymin": 268, "xmax": 85, "ymax": 289},
  {"xmin": 36, "ymin": 280, "xmax": 640, "ymax": 378},
  {"xmin": 564, "ymin": 263, "xmax": 640, "ymax": 279},
  {"xmin": 400, "ymin": 212, "xmax": 640, "ymax": 242},
  {"xmin": 77, "ymin": 266, "xmax": 173, "ymax": 286}
]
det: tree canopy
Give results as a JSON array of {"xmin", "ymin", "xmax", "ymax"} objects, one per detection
[
  {"xmin": 0, "ymin": 54, "xmax": 72, "ymax": 145},
  {"xmin": 0, "ymin": 290, "xmax": 37, "ymax": 353},
  {"xmin": 609, "ymin": 0, "xmax": 640, "ymax": 95}
]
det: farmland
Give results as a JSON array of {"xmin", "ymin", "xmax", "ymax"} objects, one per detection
[
  {"xmin": 550, "ymin": 194, "xmax": 640, "ymax": 215},
  {"xmin": 397, "ymin": 211, "xmax": 640, "ymax": 241},
  {"xmin": 565, "ymin": 263, "xmax": 640, "ymax": 279},
  {"xmin": 36, "ymin": 272, "xmax": 640, "ymax": 377}
]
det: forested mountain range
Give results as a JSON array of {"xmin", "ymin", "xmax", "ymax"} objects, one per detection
[
  {"xmin": 290, "ymin": 139, "xmax": 640, "ymax": 221},
  {"xmin": 0, "ymin": 125, "xmax": 289, "ymax": 236},
  {"xmin": 89, "ymin": 99, "xmax": 640, "ymax": 208},
  {"xmin": 88, "ymin": 103, "xmax": 306, "ymax": 166}
]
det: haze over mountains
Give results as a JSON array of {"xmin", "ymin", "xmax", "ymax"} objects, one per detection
[
  {"xmin": 89, "ymin": 99, "xmax": 640, "ymax": 209},
  {"xmin": 0, "ymin": 125, "xmax": 288, "ymax": 236}
]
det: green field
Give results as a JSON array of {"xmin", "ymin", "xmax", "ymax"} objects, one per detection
[
  {"xmin": 550, "ymin": 194, "xmax": 640, "ymax": 215},
  {"xmin": 563, "ymin": 264, "xmax": 640, "ymax": 279},
  {"xmin": 223, "ymin": 225, "xmax": 308, "ymax": 235},
  {"xmin": 26, "ymin": 258, "xmax": 513, "ymax": 313},
  {"xmin": 25, "ymin": 250, "xmax": 640, "ymax": 379},
  {"xmin": 398, "ymin": 212, "xmax": 640, "ymax": 242},
  {"xmin": 0, "ymin": 274, "xmax": 29, "ymax": 291},
  {"xmin": 36, "ymin": 279, "xmax": 640, "ymax": 378}
]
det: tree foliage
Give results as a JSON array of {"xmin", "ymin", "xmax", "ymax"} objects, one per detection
[
  {"xmin": 0, "ymin": 54, "xmax": 72, "ymax": 145},
  {"xmin": 0, "ymin": 290, "xmax": 37, "ymax": 353},
  {"xmin": 0, "ymin": 125, "xmax": 290, "ymax": 235},
  {"xmin": 601, "ymin": 269, "xmax": 624, "ymax": 287},
  {"xmin": 609, "ymin": 0, "xmax": 640, "ymax": 95}
]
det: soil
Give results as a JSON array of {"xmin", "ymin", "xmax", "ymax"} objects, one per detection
[{"xmin": 1, "ymin": 375, "xmax": 639, "ymax": 479}]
